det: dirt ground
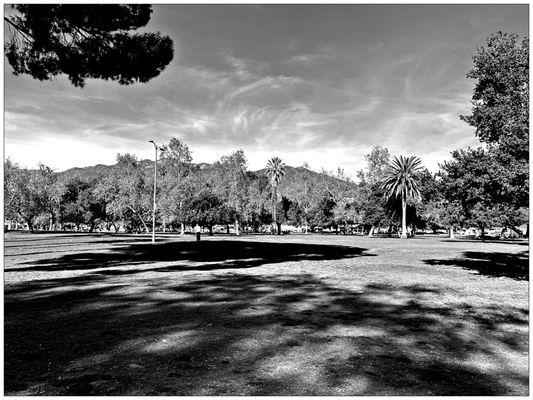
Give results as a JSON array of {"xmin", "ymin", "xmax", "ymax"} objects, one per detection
[{"xmin": 3, "ymin": 232, "xmax": 529, "ymax": 395}]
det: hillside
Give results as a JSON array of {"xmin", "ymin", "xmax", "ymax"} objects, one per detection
[
  {"xmin": 58, "ymin": 162, "xmax": 350, "ymax": 195},
  {"xmin": 254, "ymin": 165, "xmax": 347, "ymax": 195}
]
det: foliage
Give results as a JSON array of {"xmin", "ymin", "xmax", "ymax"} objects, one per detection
[
  {"xmin": 182, "ymin": 183, "xmax": 230, "ymax": 229},
  {"xmin": 60, "ymin": 177, "xmax": 106, "ymax": 231},
  {"xmin": 3, "ymin": 160, "xmax": 55, "ymax": 231},
  {"xmin": 461, "ymin": 32, "xmax": 528, "ymax": 154},
  {"xmin": 357, "ymin": 145, "xmax": 391, "ymax": 185},
  {"xmin": 213, "ymin": 150, "xmax": 249, "ymax": 230},
  {"xmin": 308, "ymin": 195, "xmax": 336, "ymax": 228},
  {"xmin": 158, "ymin": 138, "xmax": 193, "ymax": 228},
  {"xmin": 243, "ymin": 172, "xmax": 272, "ymax": 231},
  {"xmin": 460, "ymin": 31, "xmax": 528, "ymax": 211},
  {"xmin": 95, "ymin": 153, "xmax": 151, "ymax": 233},
  {"xmin": 5, "ymin": 4, "xmax": 173, "ymax": 87},
  {"xmin": 439, "ymin": 148, "xmax": 502, "ymax": 233}
]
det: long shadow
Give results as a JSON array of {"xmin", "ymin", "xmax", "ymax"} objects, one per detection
[
  {"xmin": 4, "ymin": 273, "xmax": 527, "ymax": 395},
  {"xmin": 8, "ymin": 240, "xmax": 374, "ymax": 273},
  {"xmin": 424, "ymin": 250, "xmax": 529, "ymax": 281},
  {"xmin": 441, "ymin": 239, "xmax": 529, "ymax": 246}
]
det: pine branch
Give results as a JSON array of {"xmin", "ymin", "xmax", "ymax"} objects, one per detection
[{"xmin": 4, "ymin": 17, "xmax": 33, "ymax": 42}]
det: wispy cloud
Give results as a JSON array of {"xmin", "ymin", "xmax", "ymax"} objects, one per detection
[{"xmin": 4, "ymin": 4, "xmax": 527, "ymax": 173}]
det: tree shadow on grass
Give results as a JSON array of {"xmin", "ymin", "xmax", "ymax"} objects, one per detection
[
  {"xmin": 4, "ymin": 273, "xmax": 528, "ymax": 395},
  {"xmin": 9, "ymin": 240, "xmax": 374, "ymax": 273},
  {"xmin": 441, "ymin": 239, "xmax": 529, "ymax": 246},
  {"xmin": 424, "ymin": 250, "xmax": 529, "ymax": 281}
]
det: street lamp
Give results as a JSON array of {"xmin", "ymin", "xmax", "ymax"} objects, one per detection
[{"xmin": 149, "ymin": 140, "xmax": 158, "ymax": 244}]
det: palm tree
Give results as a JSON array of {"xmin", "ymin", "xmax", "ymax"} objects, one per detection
[
  {"xmin": 265, "ymin": 157, "xmax": 286, "ymax": 235},
  {"xmin": 382, "ymin": 155, "xmax": 423, "ymax": 239}
]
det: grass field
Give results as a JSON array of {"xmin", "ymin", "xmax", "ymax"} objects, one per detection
[{"xmin": 4, "ymin": 232, "xmax": 529, "ymax": 395}]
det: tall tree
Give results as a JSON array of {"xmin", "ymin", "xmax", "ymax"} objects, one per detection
[
  {"xmin": 460, "ymin": 32, "xmax": 528, "ymax": 155},
  {"xmin": 214, "ymin": 150, "xmax": 248, "ymax": 235},
  {"xmin": 409, "ymin": 168, "xmax": 442, "ymax": 234},
  {"xmin": 460, "ymin": 31, "xmax": 529, "ymax": 216},
  {"xmin": 37, "ymin": 164, "xmax": 64, "ymax": 230},
  {"xmin": 291, "ymin": 169, "xmax": 318, "ymax": 233},
  {"xmin": 382, "ymin": 156, "xmax": 423, "ymax": 238},
  {"xmin": 96, "ymin": 153, "xmax": 151, "ymax": 233},
  {"xmin": 60, "ymin": 177, "xmax": 106, "ymax": 232},
  {"xmin": 358, "ymin": 145, "xmax": 391, "ymax": 185},
  {"xmin": 158, "ymin": 138, "xmax": 193, "ymax": 233},
  {"xmin": 357, "ymin": 146, "xmax": 392, "ymax": 236},
  {"xmin": 245, "ymin": 172, "xmax": 272, "ymax": 233},
  {"xmin": 183, "ymin": 184, "xmax": 228, "ymax": 235},
  {"xmin": 439, "ymin": 147, "xmax": 521, "ymax": 240},
  {"xmin": 5, "ymin": 4, "xmax": 173, "ymax": 87},
  {"xmin": 3, "ymin": 160, "xmax": 51, "ymax": 231},
  {"xmin": 265, "ymin": 157, "xmax": 286, "ymax": 235}
]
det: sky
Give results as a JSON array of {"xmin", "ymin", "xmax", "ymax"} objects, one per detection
[{"xmin": 3, "ymin": 4, "xmax": 529, "ymax": 175}]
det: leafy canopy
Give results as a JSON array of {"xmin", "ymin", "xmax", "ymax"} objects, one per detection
[
  {"xmin": 460, "ymin": 31, "xmax": 528, "ymax": 154},
  {"xmin": 460, "ymin": 31, "xmax": 528, "ymax": 210},
  {"xmin": 5, "ymin": 4, "xmax": 174, "ymax": 87}
]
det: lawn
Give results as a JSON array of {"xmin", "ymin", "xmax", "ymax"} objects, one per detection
[{"xmin": 4, "ymin": 232, "xmax": 529, "ymax": 395}]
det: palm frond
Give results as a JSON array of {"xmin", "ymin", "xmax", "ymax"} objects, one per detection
[
  {"xmin": 265, "ymin": 156, "xmax": 286, "ymax": 187},
  {"xmin": 381, "ymin": 155, "xmax": 423, "ymax": 201}
]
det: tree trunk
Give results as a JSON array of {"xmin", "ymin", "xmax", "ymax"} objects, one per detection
[
  {"xmin": 89, "ymin": 221, "xmax": 95, "ymax": 233},
  {"xmin": 226, "ymin": 224, "xmax": 230, "ymax": 234},
  {"xmin": 49, "ymin": 209, "xmax": 56, "ymax": 231},
  {"xmin": 277, "ymin": 222, "xmax": 282, "ymax": 235},
  {"xmin": 480, "ymin": 224, "xmax": 485, "ymax": 242},
  {"xmin": 272, "ymin": 186, "xmax": 277, "ymax": 234},
  {"xmin": 127, "ymin": 206, "xmax": 150, "ymax": 234},
  {"xmin": 401, "ymin": 195, "xmax": 407, "ymax": 239},
  {"xmin": 26, "ymin": 218, "xmax": 34, "ymax": 233},
  {"xmin": 180, "ymin": 222, "xmax": 185, "ymax": 235},
  {"xmin": 449, "ymin": 226, "xmax": 455, "ymax": 239},
  {"xmin": 368, "ymin": 225, "xmax": 374, "ymax": 237},
  {"xmin": 209, "ymin": 225, "xmax": 213, "ymax": 236},
  {"xmin": 235, "ymin": 219, "xmax": 240, "ymax": 236}
]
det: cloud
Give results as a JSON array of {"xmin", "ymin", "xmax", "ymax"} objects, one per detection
[{"xmin": 4, "ymin": 4, "xmax": 526, "ymax": 173}]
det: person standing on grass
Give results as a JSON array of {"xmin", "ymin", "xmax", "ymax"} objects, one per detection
[{"xmin": 195, "ymin": 223, "xmax": 201, "ymax": 242}]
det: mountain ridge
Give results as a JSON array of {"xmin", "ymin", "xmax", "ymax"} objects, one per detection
[{"xmin": 55, "ymin": 162, "xmax": 349, "ymax": 202}]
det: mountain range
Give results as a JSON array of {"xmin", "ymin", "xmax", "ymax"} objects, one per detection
[{"xmin": 58, "ymin": 161, "xmax": 345, "ymax": 195}]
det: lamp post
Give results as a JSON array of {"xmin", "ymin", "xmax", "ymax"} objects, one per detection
[{"xmin": 149, "ymin": 140, "xmax": 158, "ymax": 244}]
